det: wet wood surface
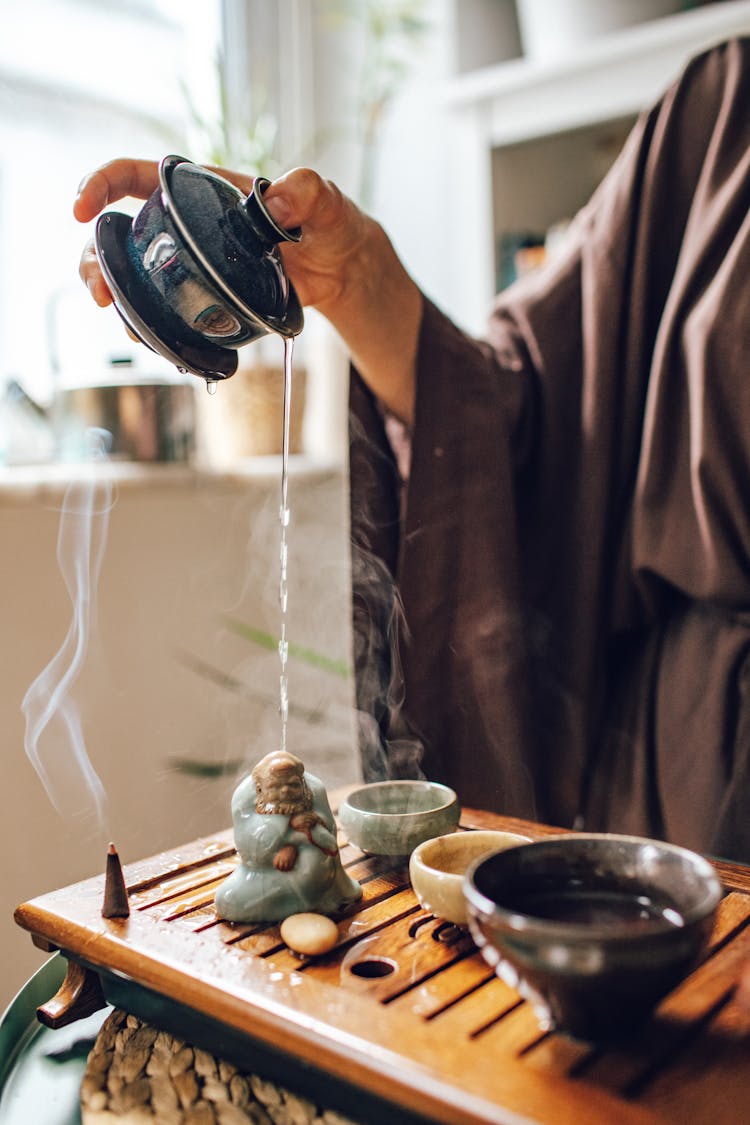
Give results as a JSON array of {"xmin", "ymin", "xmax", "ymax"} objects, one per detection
[{"xmin": 13, "ymin": 805, "xmax": 750, "ymax": 1125}]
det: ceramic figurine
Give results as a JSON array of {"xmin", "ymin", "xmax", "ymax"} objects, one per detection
[{"xmin": 215, "ymin": 751, "xmax": 362, "ymax": 923}]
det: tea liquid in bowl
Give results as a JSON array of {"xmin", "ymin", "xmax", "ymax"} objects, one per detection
[{"xmin": 500, "ymin": 882, "xmax": 686, "ymax": 931}]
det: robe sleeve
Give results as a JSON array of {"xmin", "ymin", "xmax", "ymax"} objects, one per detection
[{"xmin": 350, "ymin": 38, "xmax": 750, "ymax": 860}]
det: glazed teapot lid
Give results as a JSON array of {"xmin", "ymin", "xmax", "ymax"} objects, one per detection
[
  {"xmin": 94, "ymin": 156, "xmax": 303, "ymax": 382},
  {"xmin": 160, "ymin": 156, "xmax": 302, "ymax": 331}
]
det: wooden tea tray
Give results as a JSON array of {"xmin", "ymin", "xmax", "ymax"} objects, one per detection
[{"xmin": 14, "ymin": 806, "xmax": 750, "ymax": 1125}]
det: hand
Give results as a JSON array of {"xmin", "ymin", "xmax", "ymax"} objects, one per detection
[
  {"xmin": 73, "ymin": 160, "xmax": 369, "ymax": 313},
  {"xmin": 273, "ymin": 843, "xmax": 298, "ymax": 872},
  {"xmin": 289, "ymin": 810, "xmax": 325, "ymax": 833},
  {"xmin": 74, "ymin": 158, "xmax": 422, "ymax": 423},
  {"xmin": 259, "ymin": 169, "xmax": 373, "ymax": 315},
  {"xmin": 262, "ymin": 167, "xmax": 422, "ymax": 422}
]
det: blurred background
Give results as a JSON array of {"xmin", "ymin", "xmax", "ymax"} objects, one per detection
[{"xmin": 2, "ymin": 0, "xmax": 748, "ymax": 1005}]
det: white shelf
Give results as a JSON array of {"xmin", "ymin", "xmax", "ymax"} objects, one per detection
[
  {"xmin": 0, "ymin": 456, "xmax": 342, "ymax": 504},
  {"xmin": 445, "ymin": 0, "xmax": 750, "ymax": 146},
  {"xmin": 439, "ymin": 0, "xmax": 750, "ymax": 333}
]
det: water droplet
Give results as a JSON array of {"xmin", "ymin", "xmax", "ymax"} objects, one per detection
[{"xmin": 206, "ymin": 380, "xmax": 218, "ymax": 395}]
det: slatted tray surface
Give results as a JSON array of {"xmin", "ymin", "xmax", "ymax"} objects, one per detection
[{"xmin": 14, "ymin": 810, "xmax": 750, "ymax": 1125}]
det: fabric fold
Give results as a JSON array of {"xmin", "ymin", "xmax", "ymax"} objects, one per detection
[{"xmin": 350, "ymin": 38, "xmax": 750, "ymax": 862}]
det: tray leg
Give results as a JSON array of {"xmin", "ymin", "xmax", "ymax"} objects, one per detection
[{"xmin": 37, "ymin": 959, "xmax": 107, "ymax": 1029}]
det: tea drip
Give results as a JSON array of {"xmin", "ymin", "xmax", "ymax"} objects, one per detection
[{"xmin": 94, "ymin": 155, "xmax": 304, "ymax": 383}]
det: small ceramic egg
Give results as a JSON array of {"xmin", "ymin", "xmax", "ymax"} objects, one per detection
[{"xmin": 280, "ymin": 912, "xmax": 339, "ymax": 956}]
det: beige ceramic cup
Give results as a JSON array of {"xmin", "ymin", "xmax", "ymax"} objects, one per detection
[{"xmin": 409, "ymin": 830, "xmax": 531, "ymax": 925}]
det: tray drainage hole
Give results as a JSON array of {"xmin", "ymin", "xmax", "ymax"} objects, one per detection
[
  {"xmin": 348, "ymin": 957, "xmax": 397, "ymax": 979},
  {"xmin": 433, "ymin": 921, "xmax": 463, "ymax": 944}
]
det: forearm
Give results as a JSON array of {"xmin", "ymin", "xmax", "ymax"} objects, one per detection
[{"xmin": 314, "ymin": 220, "xmax": 422, "ymax": 427}]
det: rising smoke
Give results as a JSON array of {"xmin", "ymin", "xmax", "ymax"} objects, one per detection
[
  {"xmin": 21, "ymin": 428, "xmax": 113, "ymax": 832},
  {"xmin": 349, "ymin": 403, "xmax": 425, "ymax": 784}
]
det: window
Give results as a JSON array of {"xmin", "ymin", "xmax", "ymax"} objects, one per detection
[{"xmin": 0, "ymin": 0, "xmax": 220, "ymax": 413}]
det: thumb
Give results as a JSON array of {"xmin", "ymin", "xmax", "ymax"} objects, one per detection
[{"xmin": 263, "ymin": 168, "xmax": 347, "ymax": 232}]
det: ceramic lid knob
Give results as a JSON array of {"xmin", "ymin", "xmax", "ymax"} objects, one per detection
[{"xmin": 243, "ymin": 177, "xmax": 302, "ymax": 246}]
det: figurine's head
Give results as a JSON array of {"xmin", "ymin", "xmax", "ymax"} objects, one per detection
[{"xmin": 253, "ymin": 751, "xmax": 312, "ymax": 816}]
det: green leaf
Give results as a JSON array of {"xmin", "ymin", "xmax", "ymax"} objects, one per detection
[
  {"xmin": 222, "ymin": 618, "xmax": 351, "ymax": 679},
  {"xmin": 168, "ymin": 757, "xmax": 244, "ymax": 778}
]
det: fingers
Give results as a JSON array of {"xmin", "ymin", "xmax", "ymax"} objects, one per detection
[
  {"xmin": 73, "ymin": 158, "xmax": 160, "ymax": 223},
  {"xmin": 74, "ymin": 158, "xmax": 161, "ymax": 308},
  {"xmin": 78, "ymin": 239, "xmax": 112, "ymax": 306},
  {"xmin": 73, "ymin": 159, "xmax": 346, "ymax": 236},
  {"xmin": 73, "ymin": 159, "xmax": 256, "ymax": 224},
  {"xmin": 273, "ymin": 844, "xmax": 298, "ymax": 872},
  {"xmin": 264, "ymin": 167, "xmax": 347, "ymax": 232}
]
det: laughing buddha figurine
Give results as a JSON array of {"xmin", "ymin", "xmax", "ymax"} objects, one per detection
[{"xmin": 215, "ymin": 750, "xmax": 362, "ymax": 923}]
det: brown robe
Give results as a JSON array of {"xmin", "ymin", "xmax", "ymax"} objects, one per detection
[{"xmin": 350, "ymin": 38, "xmax": 750, "ymax": 864}]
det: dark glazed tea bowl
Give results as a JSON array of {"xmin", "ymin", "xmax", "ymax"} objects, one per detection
[
  {"xmin": 463, "ymin": 834, "xmax": 722, "ymax": 1042},
  {"xmin": 339, "ymin": 780, "xmax": 460, "ymax": 856}
]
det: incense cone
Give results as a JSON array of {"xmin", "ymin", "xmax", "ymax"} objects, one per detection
[{"xmin": 102, "ymin": 842, "xmax": 130, "ymax": 918}]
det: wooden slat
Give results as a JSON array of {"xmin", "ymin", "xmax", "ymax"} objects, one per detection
[
  {"xmin": 474, "ymin": 997, "xmax": 549, "ymax": 1055},
  {"xmin": 388, "ymin": 951, "xmax": 495, "ymax": 1019},
  {"xmin": 226, "ymin": 887, "xmax": 419, "ymax": 959},
  {"xmin": 637, "ymin": 969, "xmax": 750, "ymax": 1122},
  {"xmin": 149, "ymin": 877, "xmax": 232, "ymax": 922},
  {"xmin": 269, "ymin": 912, "xmax": 475, "ymax": 1003},
  {"xmin": 123, "ymin": 830, "xmax": 235, "ymax": 893},
  {"xmin": 152, "ymin": 855, "xmax": 409, "ymax": 935},
  {"xmin": 520, "ymin": 1030, "xmax": 593, "ymax": 1079},
  {"xmin": 424, "ymin": 974, "xmax": 523, "ymax": 1038},
  {"xmin": 131, "ymin": 859, "xmax": 237, "ymax": 909}
]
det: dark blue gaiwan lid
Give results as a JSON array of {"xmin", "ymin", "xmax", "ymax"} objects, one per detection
[{"xmin": 94, "ymin": 155, "xmax": 304, "ymax": 382}]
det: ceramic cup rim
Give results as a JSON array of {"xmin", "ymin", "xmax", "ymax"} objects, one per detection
[
  {"xmin": 463, "ymin": 832, "xmax": 723, "ymax": 941},
  {"xmin": 410, "ymin": 830, "xmax": 532, "ymax": 924},
  {"xmin": 341, "ymin": 780, "xmax": 458, "ymax": 820},
  {"xmin": 411, "ymin": 829, "xmax": 532, "ymax": 878}
]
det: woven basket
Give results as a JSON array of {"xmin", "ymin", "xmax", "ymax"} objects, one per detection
[
  {"xmin": 197, "ymin": 360, "xmax": 307, "ymax": 464},
  {"xmin": 80, "ymin": 1009, "xmax": 358, "ymax": 1125}
]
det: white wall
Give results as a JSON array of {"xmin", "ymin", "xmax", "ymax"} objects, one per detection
[{"xmin": 1, "ymin": 462, "xmax": 359, "ymax": 1007}]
